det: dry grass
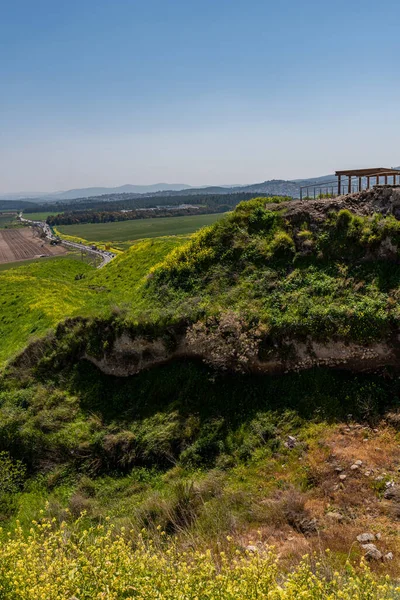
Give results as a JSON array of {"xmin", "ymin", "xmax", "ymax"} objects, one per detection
[{"xmin": 235, "ymin": 421, "xmax": 400, "ymax": 575}]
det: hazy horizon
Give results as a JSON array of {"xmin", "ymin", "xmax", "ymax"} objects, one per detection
[{"xmin": 1, "ymin": 0, "xmax": 399, "ymax": 194}]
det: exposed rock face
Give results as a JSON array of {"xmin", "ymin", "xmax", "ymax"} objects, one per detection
[{"xmin": 84, "ymin": 331, "xmax": 400, "ymax": 377}]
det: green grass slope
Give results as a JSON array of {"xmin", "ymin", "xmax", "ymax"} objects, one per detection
[
  {"xmin": 146, "ymin": 198, "xmax": 400, "ymax": 343},
  {"xmin": 0, "ymin": 237, "xmax": 187, "ymax": 366},
  {"xmin": 0, "ymin": 259, "xmax": 94, "ymax": 365}
]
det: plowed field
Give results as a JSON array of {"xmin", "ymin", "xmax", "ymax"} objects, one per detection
[{"xmin": 0, "ymin": 227, "xmax": 66, "ymax": 264}]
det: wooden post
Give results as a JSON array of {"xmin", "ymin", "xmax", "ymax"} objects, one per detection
[
  {"xmin": 338, "ymin": 175, "xmax": 341, "ymax": 196},
  {"xmin": 358, "ymin": 176, "xmax": 362, "ymax": 191},
  {"xmin": 385, "ymin": 175, "xmax": 388, "ymax": 185},
  {"xmin": 367, "ymin": 176, "xmax": 370, "ymax": 189},
  {"xmin": 348, "ymin": 175, "xmax": 351, "ymax": 194}
]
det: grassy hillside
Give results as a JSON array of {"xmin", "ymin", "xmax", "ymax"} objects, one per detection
[
  {"xmin": 0, "ymin": 259, "xmax": 94, "ymax": 365},
  {"xmin": 2, "ymin": 194, "xmax": 400, "ymax": 596},
  {"xmin": 0, "ymin": 237, "xmax": 188, "ymax": 366},
  {"xmin": 144, "ymin": 197, "xmax": 400, "ymax": 345}
]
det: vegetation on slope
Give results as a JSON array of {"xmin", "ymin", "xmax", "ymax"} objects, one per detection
[
  {"xmin": 0, "ymin": 259, "xmax": 94, "ymax": 365},
  {"xmin": 3, "ymin": 194, "xmax": 400, "ymax": 594},
  {"xmin": 146, "ymin": 197, "xmax": 400, "ymax": 345},
  {"xmin": 2, "ymin": 519, "xmax": 398, "ymax": 599},
  {"xmin": 1, "ymin": 356, "xmax": 400, "ymax": 582},
  {"xmin": 0, "ymin": 237, "xmax": 187, "ymax": 366}
]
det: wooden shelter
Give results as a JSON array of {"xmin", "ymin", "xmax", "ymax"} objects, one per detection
[{"xmin": 335, "ymin": 168, "xmax": 400, "ymax": 196}]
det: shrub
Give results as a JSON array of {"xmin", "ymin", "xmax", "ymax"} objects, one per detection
[
  {"xmin": 0, "ymin": 451, "xmax": 26, "ymax": 520},
  {"xmin": 269, "ymin": 230, "xmax": 296, "ymax": 259}
]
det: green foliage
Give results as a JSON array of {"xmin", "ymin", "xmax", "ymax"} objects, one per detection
[{"xmin": 0, "ymin": 451, "xmax": 26, "ymax": 520}]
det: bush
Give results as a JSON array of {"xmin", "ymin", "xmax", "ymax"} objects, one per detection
[{"xmin": 269, "ymin": 230, "xmax": 296, "ymax": 259}]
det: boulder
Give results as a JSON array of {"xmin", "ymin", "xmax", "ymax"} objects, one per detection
[
  {"xmin": 362, "ymin": 544, "xmax": 382, "ymax": 561},
  {"xmin": 385, "ymin": 552, "xmax": 394, "ymax": 561},
  {"xmin": 326, "ymin": 511, "xmax": 344, "ymax": 522},
  {"xmin": 357, "ymin": 533, "xmax": 375, "ymax": 543},
  {"xmin": 284, "ymin": 435, "xmax": 298, "ymax": 449}
]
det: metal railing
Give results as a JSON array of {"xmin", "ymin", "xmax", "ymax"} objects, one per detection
[{"xmin": 299, "ymin": 181, "xmax": 375, "ymax": 200}]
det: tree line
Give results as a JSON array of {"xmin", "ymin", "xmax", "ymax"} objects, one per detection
[{"xmin": 30, "ymin": 192, "xmax": 260, "ymax": 215}]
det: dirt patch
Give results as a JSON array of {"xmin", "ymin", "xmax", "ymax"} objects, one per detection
[{"xmin": 0, "ymin": 227, "xmax": 66, "ymax": 264}]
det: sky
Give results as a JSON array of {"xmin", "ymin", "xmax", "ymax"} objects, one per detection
[{"xmin": 1, "ymin": 0, "xmax": 399, "ymax": 194}]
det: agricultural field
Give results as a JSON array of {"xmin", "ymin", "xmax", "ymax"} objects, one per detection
[
  {"xmin": 22, "ymin": 211, "xmax": 62, "ymax": 220},
  {"xmin": 56, "ymin": 212, "xmax": 223, "ymax": 248},
  {"xmin": 0, "ymin": 227, "xmax": 66, "ymax": 264},
  {"xmin": 0, "ymin": 212, "xmax": 18, "ymax": 228}
]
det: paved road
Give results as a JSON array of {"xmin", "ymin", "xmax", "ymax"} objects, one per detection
[{"xmin": 19, "ymin": 215, "xmax": 115, "ymax": 268}]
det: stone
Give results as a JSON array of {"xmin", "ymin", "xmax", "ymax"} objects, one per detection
[
  {"xmin": 354, "ymin": 460, "xmax": 363, "ymax": 466},
  {"xmin": 284, "ymin": 435, "xmax": 297, "ymax": 449},
  {"xmin": 384, "ymin": 486, "xmax": 400, "ymax": 500},
  {"xmin": 375, "ymin": 533, "xmax": 382, "ymax": 540},
  {"xmin": 385, "ymin": 552, "xmax": 394, "ymax": 561},
  {"xmin": 357, "ymin": 533, "xmax": 375, "ymax": 543},
  {"xmin": 362, "ymin": 544, "xmax": 382, "ymax": 561},
  {"xmin": 326, "ymin": 511, "xmax": 344, "ymax": 522},
  {"xmin": 350, "ymin": 464, "xmax": 360, "ymax": 470},
  {"xmin": 339, "ymin": 473, "xmax": 347, "ymax": 481},
  {"xmin": 246, "ymin": 545, "xmax": 258, "ymax": 553},
  {"xmin": 335, "ymin": 467, "xmax": 343, "ymax": 472}
]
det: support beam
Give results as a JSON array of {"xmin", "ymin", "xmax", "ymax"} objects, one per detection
[
  {"xmin": 358, "ymin": 176, "xmax": 362, "ymax": 192},
  {"xmin": 367, "ymin": 176, "xmax": 370, "ymax": 189},
  {"xmin": 348, "ymin": 175, "xmax": 352, "ymax": 194},
  {"xmin": 338, "ymin": 174, "xmax": 341, "ymax": 196}
]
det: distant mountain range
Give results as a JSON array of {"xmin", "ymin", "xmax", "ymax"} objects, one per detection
[
  {"xmin": 0, "ymin": 177, "xmax": 333, "ymax": 203},
  {"xmin": 0, "ymin": 183, "xmax": 192, "ymax": 202},
  {"xmin": 1, "ymin": 168, "xmax": 399, "ymax": 205}
]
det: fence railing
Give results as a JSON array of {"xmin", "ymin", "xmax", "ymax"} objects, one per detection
[{"xmin": 299, "ymin": 180, "xmax": 365, "ymax": 200}]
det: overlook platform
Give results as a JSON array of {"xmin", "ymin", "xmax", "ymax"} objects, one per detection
[{"xmin": 300, "ymin": 167, "xmax": 400, "ymax": 200}]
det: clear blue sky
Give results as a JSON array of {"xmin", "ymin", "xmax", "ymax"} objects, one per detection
[{"xmin": 1, "ymin": 0, "xmax": 399, "ymax": 193}]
